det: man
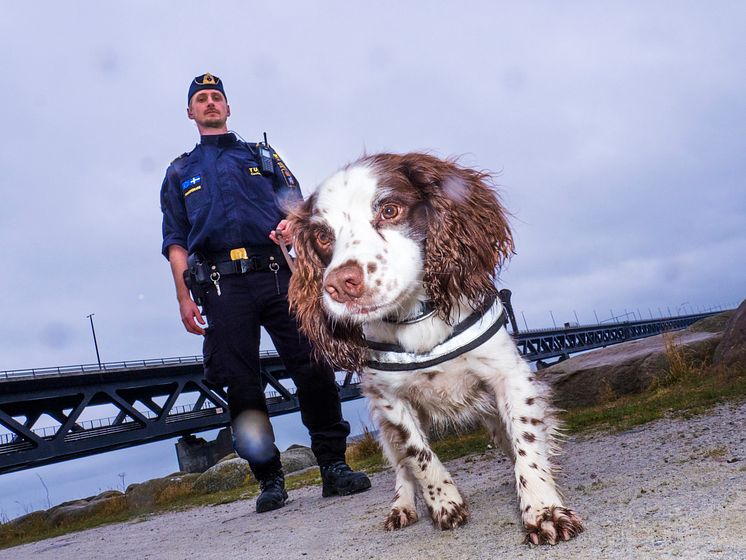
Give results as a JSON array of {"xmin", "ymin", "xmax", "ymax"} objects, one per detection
[{"xmin": 160, "ymin": 73, "xmax": 371, "ymax": 513}]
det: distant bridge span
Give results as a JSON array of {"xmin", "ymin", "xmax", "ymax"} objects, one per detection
[{"xmin": 0, "ymin": 311, "xmax": 720, "ymax": 474}]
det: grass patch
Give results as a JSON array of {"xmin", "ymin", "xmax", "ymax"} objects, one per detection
[
  {"xmin": 347, "ymin": 424, "xmax": 382, "ymax": 463},
  {"xmin": 0, "ymin": 508, "xmax": 134, "ymax": 550},
  {"xmin": 562, "ymin": 363, "xmax": 746, "ymax": 434},
  {"xmin": 431, "ymin": 428, "xmax": 491, "ymax": 462}
]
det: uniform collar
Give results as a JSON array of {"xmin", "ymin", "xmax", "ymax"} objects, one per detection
[{"xmin": 200, "ymin": 132, "xmax": 238, "ymax": 147}]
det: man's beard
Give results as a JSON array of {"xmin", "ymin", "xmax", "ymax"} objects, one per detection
[{"xmin": 202, "ymin": 116, "xmax": 226, "ymax": 128}]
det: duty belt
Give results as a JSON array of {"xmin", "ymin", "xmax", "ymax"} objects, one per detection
[{"xmin": 204, "ymin": 247, "xmax": 286, "ymax": 275}]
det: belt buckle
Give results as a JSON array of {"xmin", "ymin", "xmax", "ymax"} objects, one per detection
[{"xmin": 230, "ymin": 247, "xmax": 248, "ymax": 261}]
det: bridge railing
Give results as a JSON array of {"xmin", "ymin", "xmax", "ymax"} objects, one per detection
[{"xmin": 0, "ymin": 351, "xmax": 280, "ymax": 381}]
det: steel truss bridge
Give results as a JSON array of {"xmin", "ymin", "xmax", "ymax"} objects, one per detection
[{"xmin": 0, "ymin": 311, "xmax": 719, "ymax": 474}]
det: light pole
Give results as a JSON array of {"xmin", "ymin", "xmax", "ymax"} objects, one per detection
[{"xmin": 86, "ymin": 313, "xmax": 102, "ymax": 370}]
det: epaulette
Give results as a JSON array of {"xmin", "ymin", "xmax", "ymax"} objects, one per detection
[{"xmin": 170, "ymin": 146, "xmax": 196, "ymax": 165}]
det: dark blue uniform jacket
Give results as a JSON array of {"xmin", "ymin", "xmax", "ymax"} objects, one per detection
[{"xmin": 160, "ymin": 133, "xmax": 302, "ymax": 258}]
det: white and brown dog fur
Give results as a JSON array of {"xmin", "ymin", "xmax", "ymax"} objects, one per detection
[{"xmin": 287, "ymin": 153, "xmax": 583, "ymax": 545}]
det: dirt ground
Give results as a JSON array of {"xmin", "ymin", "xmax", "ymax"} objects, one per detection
[{"xmin": 3, "ymin": 401, "xmax": 745, "ymax": 560}]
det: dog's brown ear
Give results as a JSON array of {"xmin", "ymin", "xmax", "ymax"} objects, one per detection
[
  {"xmin": 399, "ymin": 153, "xmax": 514, "ymax": 320},
  {"xmin": 287, "ymin": 200, "xmax": 367, "ymax": 372}
]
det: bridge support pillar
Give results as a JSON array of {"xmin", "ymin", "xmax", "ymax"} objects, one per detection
[{"xmin": 175, "ymin": 428, "xmax": 234, "ymax": 473}]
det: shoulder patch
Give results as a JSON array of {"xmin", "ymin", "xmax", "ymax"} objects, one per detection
[{"xmin": 269, "ymin": 147, "xmax": 298, "ymax": 188}]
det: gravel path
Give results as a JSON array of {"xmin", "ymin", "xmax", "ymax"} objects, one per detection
[{"xmin": 4, "ymin": 401, "xmax": 745, "ymax": 560}]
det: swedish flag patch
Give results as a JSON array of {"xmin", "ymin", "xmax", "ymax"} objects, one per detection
[{"xmin": 182, "ymin": 176, "xmax": 202, "ymax": 197}]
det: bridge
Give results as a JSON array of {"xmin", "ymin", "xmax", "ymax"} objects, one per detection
[{"xmin": 0, "ymin": 310, "xmax": 720, "ymax": 474}]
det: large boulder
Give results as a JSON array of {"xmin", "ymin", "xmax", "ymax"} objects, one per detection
[
  {"xmin": 538, "ymin": 330, "xmax": 722, "ymax": 409},
  {"xmin": 281, "ymin": 445, "xmax": 317, "ymax": 473},
  {"xmin": 713, "ymin": 299, "xmax": 746, "ymax": 372},
  {"xmin": 48, "ymin": 491, "xmax": 126, "ymax": 527},
  {"xmin": 192, "ymin": 457, "xmax": 253, "ymax": 494},
  {"xmin": 125, "ymin": 473, "xmax": 199, "ymax": 509}
]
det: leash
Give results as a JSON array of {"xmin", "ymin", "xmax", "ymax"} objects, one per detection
[{"xmin": 274, "ymin": 231, "xmax": 296, "ymax": 273}]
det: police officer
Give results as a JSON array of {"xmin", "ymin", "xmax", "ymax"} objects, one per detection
[{"xmin": 160, "ymin": 73, "xmax": 371, "ymax": 513}]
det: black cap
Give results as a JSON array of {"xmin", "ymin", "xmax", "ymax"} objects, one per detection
[{"xmin": 187, "ymin": 73, "xmax": 227, "ymax": 105}]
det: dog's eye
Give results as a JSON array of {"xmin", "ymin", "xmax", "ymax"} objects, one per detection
[
  {"xmin": 315, "ymin": 230, "xmax": 332, "ymax": 246},
  {"xmin": 380, "ymin": 204, "xmax": 400, "ymax": 220}
]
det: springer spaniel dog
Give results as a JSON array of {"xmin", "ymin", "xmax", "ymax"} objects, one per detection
[{"xmin": 287, "ymin": 153, "xmax": 583, "ymax": 545}]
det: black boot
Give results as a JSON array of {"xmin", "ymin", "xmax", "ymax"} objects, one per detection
[
  {"xmin": 320, "ymin": 460, "xmax": 371, "ymax": 497},
  {"xmin": 255, "ymin": 471, "xmax": 288, "ymax": 513}
]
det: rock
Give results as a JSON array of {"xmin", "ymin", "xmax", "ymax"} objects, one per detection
[
  {"xmin": 713, "ymin": 299, "xmax": 746, "ymax": 371},
  {"xmin": 48, "ymin": 493, "xmax": 126, "ymax": 527},
  {"xmin": 126, "ymin": 473, "xmax": 199, "ymax": 509},
  {"xmin": 281, "ymin": 445, "xmax": 317, "ymax": 473},
  {"xmin": 192, "ymin": 458, "xmax": 253, "ymax": 494},
  {"xmin": 538, "ymin": 330, "xmax": 722, "ymax": 408},
  {"xmin": 687, "ymin": 310, "xmax": 736, "ymax": 333},
  {"xmin": 217, "ymin": 452, "xmax": 238, "ymax": 463},
  {"xmin": 94, "ymin": 490, "xmax": 125, "ymax": 501},
  {"xmin": 47, "ymin": 498, "xmax": 89, "ymax": 512}
]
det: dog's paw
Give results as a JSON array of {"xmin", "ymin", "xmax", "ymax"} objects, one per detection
[
  {"xmin": 523, "ymin": 506, "xmax": 583, "ymax": 545},
  {"xmin": 384, "ymin": 506, "xmax": 418, "ymax": 531},
  {"xmin": 428, "ymin": 499, "xmax": 469, "ymax": 530}
]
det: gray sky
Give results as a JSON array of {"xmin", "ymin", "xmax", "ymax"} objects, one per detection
[{"xmin": 1, "ymin": 1, "xmax": 745, "ymax": 518}]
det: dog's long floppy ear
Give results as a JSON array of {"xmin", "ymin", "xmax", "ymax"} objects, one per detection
[
  {"xmin": 287, "ymin": 198, "xmax": 367, "ymax": 372},
  {"xmin": 399, "ymin": 153, "xmax": 515, "ymax": 320}
]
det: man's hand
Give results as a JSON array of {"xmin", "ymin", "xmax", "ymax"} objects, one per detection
[
  {"xmin": 179, "ymin": 297, "xmax": 206, "ymax": 335},
  {"xmin": 168, "ymin": 244, "xmax": 206, "ymax": 336},
  {"xmin": 270, "ymin": 219, "xmax": 294, "ymax": 246}
]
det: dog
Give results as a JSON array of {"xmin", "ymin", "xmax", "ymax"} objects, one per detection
[{"xmin": 286, "ymin": 153, "xmax": 583, "ymax": 545}]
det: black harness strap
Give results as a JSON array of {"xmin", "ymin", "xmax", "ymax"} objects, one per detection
[{"xmin": 366, "ymin": 297, "xmax": 507, "ymax": 371}]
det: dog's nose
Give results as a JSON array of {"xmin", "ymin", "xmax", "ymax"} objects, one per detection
[{"xmin": 325, "ymin": 261, "xmax": 365, "ymax": 303}]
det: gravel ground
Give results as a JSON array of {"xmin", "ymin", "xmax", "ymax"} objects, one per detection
[{"xmin": 4, "ymin": 401, "xmax": 745, "ymax": 560}]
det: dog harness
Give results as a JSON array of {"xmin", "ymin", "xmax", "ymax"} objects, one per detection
[{"xmin": 366, "ymin": 296, "xmax": 508, "ymax": 371}]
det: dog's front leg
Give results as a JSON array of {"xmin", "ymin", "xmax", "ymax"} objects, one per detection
[
  {"xmin": 377, "ymin": 429, "xmax": 419, "ymax": 530},
  {"xmin": 368, "ymin": 389, "xmax": 469, "ymax": 530},
  {"xmin": 487, "ymin": 356, "xmax": 583, "ymax": 545},
  {"xmin": 367, "ymin": 393, "xmax": 419, "ymax": 530}
]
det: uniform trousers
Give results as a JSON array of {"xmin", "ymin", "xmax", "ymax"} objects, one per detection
[{"xmin": 202, "ymin": 268, "xmax": 350, "ymax": 479}]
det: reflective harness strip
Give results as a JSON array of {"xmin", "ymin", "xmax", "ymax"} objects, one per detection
[{"xmin": 366, "ymin": 297, "xmax": 507, "ymax": 372}]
